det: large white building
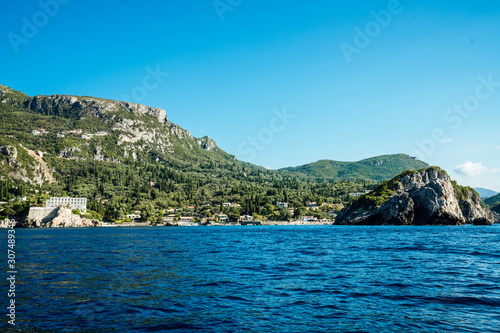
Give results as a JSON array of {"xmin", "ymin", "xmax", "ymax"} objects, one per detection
[{"xmin": 46, "ymin": 197, "xmax": 87, "ymax": 213}]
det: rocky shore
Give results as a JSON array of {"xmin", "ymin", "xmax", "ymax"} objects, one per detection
[
  {"xmin": 336, "ymin": 167, "xmax": 494, "ymax": 226},
  {"xmin": 2, "ymin": 207, "xmax": 100, "ymax": 228}
]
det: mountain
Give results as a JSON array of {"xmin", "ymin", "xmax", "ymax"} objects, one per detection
[
  {"xmin": 280, "ymin": 154, "xmax": 429, "ymax": 182},
  {"xmin": 485, "ymin": 193, "xmax": 500, "ymax": 206},
  {"xmin": 474, "ymin": 188, "xmax": 499, "ymax": 199},
  {"xmin": 0, "ymin": 84, "xmax": 374, "ymax": 222},
  {"xmin": 336, "ymin": 167, "xmax": 493, "ymax": 225}
]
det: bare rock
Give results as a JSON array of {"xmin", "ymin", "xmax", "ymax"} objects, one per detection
[
  {"xmin": 0, "ymin": 146, "xmax": 18, "ymax": 166},
  {"xmin": 21, "ymin": 207, "xmax": 100, "ymax": 228},
  {"xmin": 336, "ymin": 167, "xmax": 493, "ymax": 226}
]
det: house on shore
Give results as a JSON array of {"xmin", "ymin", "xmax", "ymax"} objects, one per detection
[
  {"xmin": 218, "ymin": 214, "xmax": 229, "ymax": 222},
  {"xmin": 301, "ymin": 216, "xmax": 318, "ymax": 222}
]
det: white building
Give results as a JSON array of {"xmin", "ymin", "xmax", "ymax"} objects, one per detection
[
  {"xmin": 276, "ymin": 202, "xmax": 288, "ymax": 208},
  {"xmin": 46, "ymin": 197, "xmax": 87, "ymax": 213},
  {"xmin": 218, "ymin": 214, "xmax": 229, "ymax": 222},
  {"xmin": 162, "ymin": 216, "xmax": 174, "ymax": 223},
  {"xmin": 31, "ymin": 129, "xmax": 48, "ymax": 136}
]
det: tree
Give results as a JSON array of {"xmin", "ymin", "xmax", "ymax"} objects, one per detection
[
  {"xmin": 142, "ymin": 204, "xmax": 155, "ymax": 220},
  {"xmin": 227, "ymin": 207, "xmax": 241, "ymax": 222},
  {"xmin": 278, "ymin": 208, "xmax": 291, "ymax": 221}
]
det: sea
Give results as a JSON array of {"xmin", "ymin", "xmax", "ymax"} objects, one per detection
[{"xmin": 2, "ymin": 225, "xmax": 500, "ymax": 332}]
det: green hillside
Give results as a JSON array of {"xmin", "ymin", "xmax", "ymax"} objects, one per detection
[
  {"xmin": 280, "ymin": 154, "xmax": 429, "ymax": 182},
  {"xmin": 0, "ymin": 84, "xmax": 379, "ymax": 222},
  {"xmin": 485, "ymin": 193, "xmax": 500, "ymax": 206}
]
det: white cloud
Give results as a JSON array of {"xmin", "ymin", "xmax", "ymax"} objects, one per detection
[
  {"xmin": 442, "ymin": 138, "xmax": 453, "ymax": 143},
  {"xmin": 496, "ymin": 146, "xmax": 500, "ymax": 150},
  {"xmin": 454, "ymin": 161, "xmax": 500, "ymax": 177}
]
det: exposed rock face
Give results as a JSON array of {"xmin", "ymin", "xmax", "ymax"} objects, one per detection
[
  {"xmin": 0, "ymin": 219, "xmax": 14, "ymax": 228},
  {"xmin": 196, "ymin": 136, "xmax": 217, "ymax": 151},
  {"xmin": 26, "ymin": 94, "xmax": 168, "ymax": 124},
  {"xmin": 0, "ymin": 146, "xmax": 17, "ymax": 166},
  {"xmin": 491, "ymin": 212, "xmax": 500, "ymax": 224},
  {"xmin": 170, "ymin": 123, "xmax": 192, "ymax": 140},
  {"xmin": 336, "ymin": 167, "xmax": 493, "ymax": 226},
  {"xmin": 0, "ymin": 145, "xmax": 52, "ymax": 186},
  {"xmin": 24, "ymin": 94, "xmax": 209, "ymax": 159},
  {"xmin": 58, "ymin": 146, "xmax": 83, "ymax": 160},
  {"xmin": 21, "ymin": 207, "xmax": 100, "ymax": 228}
]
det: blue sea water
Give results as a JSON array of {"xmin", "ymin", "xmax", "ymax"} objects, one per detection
[{"xmin": 1, "ymin": 225, "xmax": 500, "ymax": 332}]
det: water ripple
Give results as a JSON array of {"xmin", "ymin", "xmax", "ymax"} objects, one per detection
[{"xmin": 1, "ymin": 225, "xmax": 500, "ymax": 332}]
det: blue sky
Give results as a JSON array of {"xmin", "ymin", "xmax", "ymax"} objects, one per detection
[{"xmin": 1, "ymin": 0, "xmax": 499, "ymax": 190}]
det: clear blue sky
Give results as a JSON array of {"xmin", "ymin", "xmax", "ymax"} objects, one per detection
[{"xmin": 1, "ymin": 0, "xmax": 499, "ymax": 190}]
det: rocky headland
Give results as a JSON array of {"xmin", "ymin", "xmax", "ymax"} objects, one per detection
[{"xmin": 336, "ymin": 167, "xmax": 493, "ymax": 226}]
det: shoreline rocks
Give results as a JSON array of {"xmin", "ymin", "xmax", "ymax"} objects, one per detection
[
  {"xmin": 17, "ymin": 207, "xmax": 100, "ymax": 228},
  {"xmin": 336, "ymin": 167, "xmax": 493, "ymax": 226}
]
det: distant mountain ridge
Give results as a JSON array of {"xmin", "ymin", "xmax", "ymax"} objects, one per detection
[
  {"xmin": 474, "ymin": 188, "xmax": 499, "ymax": 199},
  {"xmin": 280, "ymin": 154, "xmax": 429, "ymax": 182}
]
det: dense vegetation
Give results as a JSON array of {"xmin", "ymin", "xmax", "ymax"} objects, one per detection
[
  {"xmin": 279, "ymin": 154, "xmax": 429, "ymax": 182},
  {"xmin": 485, "ymin": 193, "xmax": 500, "ymax": 206},
  {"xmin": 0, "ymin": 84, "xmax": 383, "ymax": 222}
]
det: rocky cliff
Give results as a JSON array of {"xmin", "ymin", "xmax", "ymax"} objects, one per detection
[
  {"xmin": 0, "ymin": 144, "xmax": 53, "ymax": 185},
  {"xmin": 20, "ymin": 207, "xmax": 100, "ymax": 228},
  {"xmin": 21, "ymin": 93, "xmax": 220, "ymax": 161},
  {"xmin": 26, "ymin": 94, "xmax": 168, "ymax": 124},
  {"xmin": 336, "ymin": 167, "xmax": 493, "ymax": 225}
]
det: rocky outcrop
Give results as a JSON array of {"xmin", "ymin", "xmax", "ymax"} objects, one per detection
[
  {"xmin": 336, "ymin": 167, "xmax": 493, "ymax": 226},
  {"xmin": 26, "ymin": 95, "xmax": 168, "ymax": 124},
  {"xmin": 58, "ymin": 146, "xmax": 83, "ymax": 160},
  {"xmin": 21, "ymin": 207, "xmax": 100, "ymax": 228},
  {"xmin": 0, "ymin": 145, "xmax": 51, "ymax": 186},
  {"xmin": 196, "ymin": 136, "xmax": 217, "ymax": 151},
  {"xmin": 491, "ymin": 211, "xmax": 500, "ymax": 224},
  {"xmin": 0, "ymin": 219, "xmax": 15, "ymax": 228},
  {"xmin": 170, "ymin": 123, "xmax": 192, "ymax": 140},
  {"xmin": 0, "ymin": 146, "xmax": 17, "ymax": 166}
]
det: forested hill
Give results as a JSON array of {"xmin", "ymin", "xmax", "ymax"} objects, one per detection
[
  {"xmin": 279, "ymin": 154, "xmax": 429, "ymax": 182},
  {"xmin": 0, "ymin": 84, "xmax": 376, "ymax": 221},
  {"xmin": 485, "ymin": 193, "xmax": 500, "ymax": 206},
  {"xmin": 0, "ymin": 84, "xmax": 425, "ymax": 222}
]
